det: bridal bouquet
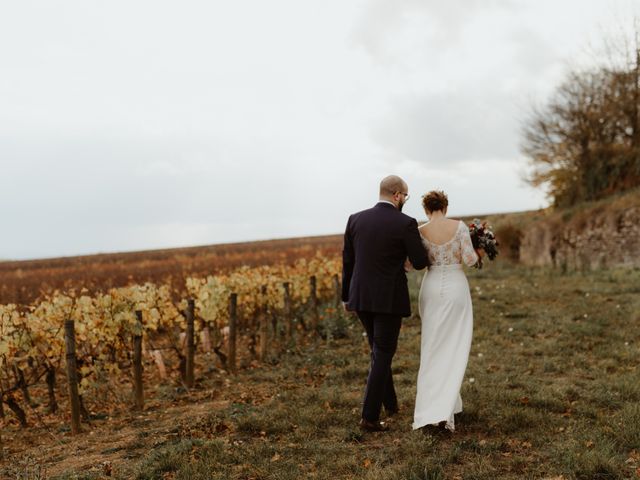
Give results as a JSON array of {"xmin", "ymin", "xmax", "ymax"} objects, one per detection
[{"xmin": 468, "ymin": 219, "xmax": 499, "ymax": 268}]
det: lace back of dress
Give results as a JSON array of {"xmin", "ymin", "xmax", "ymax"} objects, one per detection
[{"xmin": 422, "ymin": 221, "xmax": 478, "ymax": 267}]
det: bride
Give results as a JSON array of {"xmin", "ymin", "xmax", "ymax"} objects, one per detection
[{"xmin": 412, "ymin": 190, "xmax": 485, "ymax": 433}]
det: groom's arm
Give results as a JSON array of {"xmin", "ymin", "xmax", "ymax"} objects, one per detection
[
  {"xmin": 341, "ymin": 215, "xmax": 355, "ymax": 303},
  {"xmin": 403, "ymin": 218, "xmax": 429, "ymax": 270}
]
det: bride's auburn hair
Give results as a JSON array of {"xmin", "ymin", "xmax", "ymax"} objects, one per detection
[{"xmin": 422, "ymin": 190, "xmax": 448, "ymax": 213}]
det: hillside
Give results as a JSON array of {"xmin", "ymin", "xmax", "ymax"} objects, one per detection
[{"xmin": 0, "ymin": 235, "xmax": 342, "ymax": 305}]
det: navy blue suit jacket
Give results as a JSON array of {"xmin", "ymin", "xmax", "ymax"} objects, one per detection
[{"xmin": 341, "ymin": 202, "xmax": 430, "ymax": 317}]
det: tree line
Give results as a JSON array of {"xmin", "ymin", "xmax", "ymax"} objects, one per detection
[{"xmin": 522, "ymin": 28, "xmax": 640, "ymax": 208}]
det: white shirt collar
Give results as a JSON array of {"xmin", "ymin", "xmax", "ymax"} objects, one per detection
[{"xmin": 378, "ymin": 200, "xmax": 396, "ymax": 207}]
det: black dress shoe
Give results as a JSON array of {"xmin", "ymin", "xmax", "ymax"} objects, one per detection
[{"xmin": 359, "ymin": 418, "xmax": 390, "ymax": 432}]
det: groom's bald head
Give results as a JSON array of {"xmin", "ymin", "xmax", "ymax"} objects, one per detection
[{"xmin": 379, "ymin": 175, "xmax": 407, "ymax": 199}]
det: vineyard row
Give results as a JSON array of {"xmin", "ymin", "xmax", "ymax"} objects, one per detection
[{"xmin": 0, "ymin": 254, "xmax": 342, "ymax": 439}]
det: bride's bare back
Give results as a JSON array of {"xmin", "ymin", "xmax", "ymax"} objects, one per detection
[{"xmin": 419, "ymin": 218, "xmax": 461, "ymax": 245}]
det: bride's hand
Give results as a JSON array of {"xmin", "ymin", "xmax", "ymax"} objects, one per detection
[{"xmin": 404, "ymin": 258, "xmax": 413, "ymax": 272}]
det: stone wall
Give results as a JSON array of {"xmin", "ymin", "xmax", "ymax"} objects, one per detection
[{"xmin": 518, "ymin": 200, "xmax": 640, "ymax": 270}]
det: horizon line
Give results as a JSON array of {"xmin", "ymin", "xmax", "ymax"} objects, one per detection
[{"xmin": 0, "ymin": 206, "xmax": 542, "ymax": 263}]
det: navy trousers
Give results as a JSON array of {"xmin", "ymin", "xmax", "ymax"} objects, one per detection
[{"xmin": 357, "ymin": 311, "xmax": 401, "ymax": 422}]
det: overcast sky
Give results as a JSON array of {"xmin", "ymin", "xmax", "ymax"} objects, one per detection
[{"xmin": 1, "ymin": 1, "xmax": 638, "ymax": 260}]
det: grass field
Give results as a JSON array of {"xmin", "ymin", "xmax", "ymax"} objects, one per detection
[{"xmin": 4, "ymin": 262, "xmax": 640, "ymax": 480}]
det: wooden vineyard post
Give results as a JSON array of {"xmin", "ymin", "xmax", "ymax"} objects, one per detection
[
  {"xmin": 64, "ymin": 320, "xmax": 82, "ymax": 435},
  {"xmin": 283, "ymin": 282, "xmax": 292, "ymax": 342},
  {"xmin": 333, "ymin": 274, "xmax": 341, "ymax": 306},
  {"xmin": 310, "ymin": 276, "xmax": 319, "ymax": 332},
  {"xmin": 133, "ymin": 311, "xmax": 144, "ymax": 411},
  {"xmin": 185, "ymin": 299, "xmax": 195, "ymax": 388},
  {"xmin": 259, "ymin": 285, "xmax": 269, "ymax": 361},
  {"xmin": 228, "ymin": 293, "xmax": 238, "ymax": 374}
]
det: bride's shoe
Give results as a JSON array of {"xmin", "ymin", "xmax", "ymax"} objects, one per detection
[{"xmin": 421, "ymin": 421, "xmax": 449, "ymax": 437}]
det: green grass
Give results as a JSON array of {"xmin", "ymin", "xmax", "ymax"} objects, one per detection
[{"xmin": 52, "ymin": 263, "xmax": 640, "ymax": 479}]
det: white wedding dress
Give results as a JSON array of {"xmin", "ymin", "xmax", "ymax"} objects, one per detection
[{"xmin": 412, "ymin": 220, "xmax": 479, "ymax": 432}]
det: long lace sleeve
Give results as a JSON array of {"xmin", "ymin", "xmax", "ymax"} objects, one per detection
[{"xmin": 460, "ymin": 222, "xmax": 479, "ymax": 267}]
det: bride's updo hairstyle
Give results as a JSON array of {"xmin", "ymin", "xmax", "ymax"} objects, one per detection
[{"xmin": 422, "ymin": 190, "xmax": 448, "ymax": 214}]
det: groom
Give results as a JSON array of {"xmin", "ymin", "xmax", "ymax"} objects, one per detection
[{"xmin": 342, "ymin": 175, "xmax": 430, "ymax": 432}]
